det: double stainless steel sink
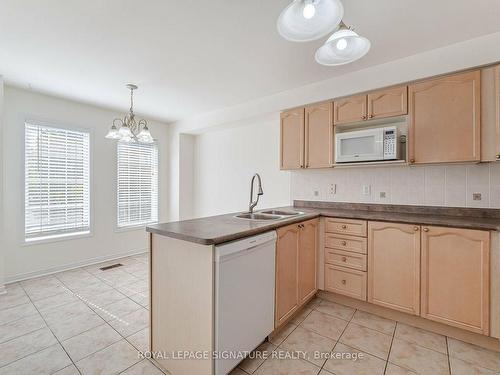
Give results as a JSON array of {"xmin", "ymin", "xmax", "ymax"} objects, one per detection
[{"xmin": 234, "ymin": 210, "xmax": 304, "ymax": 221}]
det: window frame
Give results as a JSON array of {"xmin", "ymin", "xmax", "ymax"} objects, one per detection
[
  {"xmin": 22, "ymin": 118, "xmax": 94, "ymax": 245},
  {"xmin": 114, "ymin": 140, "xmax": 159, "ymax": 231}
]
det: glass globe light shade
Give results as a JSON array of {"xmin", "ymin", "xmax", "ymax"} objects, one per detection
[
  {"xmin": 137, "ymin": 127, "xmax": 154, "ymax": 144},
  {"xmin": 315, "ymin": 28, "xmax": 370, "ymax": 66},
  {"xmin": 105, "ymin": 125, "xmax": 121, "ymax": 140},
  {"xmin": 118, "ymin": 124, "xmax": 133, "ymax": 138},
  {"xmin": 277, "ymin": 0, "xmax": 344, "ymax": 42}
]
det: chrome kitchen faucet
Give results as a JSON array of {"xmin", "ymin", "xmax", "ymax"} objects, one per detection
[{"xmin": 248, "ymin": 173, "xmax": 263, "ymax": 213}]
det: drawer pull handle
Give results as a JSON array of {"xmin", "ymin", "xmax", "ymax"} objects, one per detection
[
  {"xmin": 342, "ymin": 256, "xmax": 347, "ymax": 262},
  {"xmin": 414, "ymin": 226, "xmax": 419, "ymax": 231},
  {"xmin": 341, "ymin": 279, "xmax": 346, "ymax": 285},
  {"xmin": 341, "ymin": 225, "xmax": 347, "ymax": 229},
  {"xmin": 423, "ymin": 228, "xmax": 429, "ymax": 232},
  {"xmin": 341, "ymin": 240, "xmax": 347, "ymax": 246}
]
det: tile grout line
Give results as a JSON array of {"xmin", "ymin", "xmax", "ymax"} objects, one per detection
[
  {"xmin": 0, "ymin": 256, "xmax": 150, "ymax": 372},
  {"xmin": 17, "ymin": 281, "xmax": 84, "ymax": 375},
  {"xmin": 54, "ymin": 264, "xmax": 150, "ymax": 367},
  {"xmin": 445, "ymin": 336, "xmax": 452, "ymax": 375},
  {"xmin": 317, "ymin": 301, "xmax": 358, "ymax": 374},
  {"xmin": 382, "ymin": 321, "xmax": 397, "ymax": 375},
  {"xmin": 52, "ymin": 266, "xmax": 151, "ymax": 372}
]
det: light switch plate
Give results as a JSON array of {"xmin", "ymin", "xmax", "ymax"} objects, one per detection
[{"xmin": 362, "ymin": 185, "xmax": 371, "ymax": 196}]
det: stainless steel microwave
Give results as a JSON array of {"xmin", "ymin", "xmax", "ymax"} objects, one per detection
[{"xmin": 335, "ymin": 126, "xmax": 399, "ymax": 163}]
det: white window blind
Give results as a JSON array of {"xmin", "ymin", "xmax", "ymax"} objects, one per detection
[
  {"xmin": 117, "ymin": 142, "xmax": 158, "ymax": 228},
  {"xmin": 25, "ymin": 122, "xmax": 90, "ymax": 241}
]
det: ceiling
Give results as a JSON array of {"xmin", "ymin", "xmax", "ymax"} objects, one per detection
[{"xmin": 1, "ymin": 0, "xmax": 500, "ymax": 123}]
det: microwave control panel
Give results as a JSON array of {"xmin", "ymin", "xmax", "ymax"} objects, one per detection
[{"xmin": 383, "ymin": 129, "xmax": 398, "ymax": 159}]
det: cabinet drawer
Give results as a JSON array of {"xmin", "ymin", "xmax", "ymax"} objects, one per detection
[
  {"xmin": 325, "ymin": 265, "xmax": 367, "ymax": 301},
  {"xmin": 325, "ymin": 249, "xmax": 367, "ymax": 271},
  {"xmin": 325, "ymin": 218, "xmax": 367, "ymax": 237},
  {"xmin": 325, "ymin": 234, "xmax": 367, "ymax": 254}
]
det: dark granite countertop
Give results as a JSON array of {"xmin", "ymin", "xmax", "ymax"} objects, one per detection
[{"xmin": 147, "ymin": 201, "xmax": 500, "ymax": 245}]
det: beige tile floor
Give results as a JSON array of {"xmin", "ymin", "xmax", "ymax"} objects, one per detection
[{"xmin": 1, "ymin": 253, "xmax": 499, "ymax": 375}]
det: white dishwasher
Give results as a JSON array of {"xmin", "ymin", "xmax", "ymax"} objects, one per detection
[{"xmin": 214, "ymin": 231, "xmax": 276, "ymax": 375}]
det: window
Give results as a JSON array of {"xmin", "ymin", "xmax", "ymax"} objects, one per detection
[
  {"xmin": 25, "ymin": 122, "xmax": 90, "ymax": 241},
  {"xmin": 117, "ymin": 142, "xmax": 158, "ymax": 228}
]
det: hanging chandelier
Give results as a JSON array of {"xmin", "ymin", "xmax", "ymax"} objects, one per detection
[
  {"xmin": 105, "ymin": 84, "xmax": 154, "ymax": 143},
  {"xmin": 277, "ymin": 0, "xmax": 370, "ymax": 66}
]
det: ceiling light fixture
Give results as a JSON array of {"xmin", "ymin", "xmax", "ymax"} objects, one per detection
[
  {"xmin": 315, "ymin": 21, "xmax": 371, "ymax": 66},
  {"xmin": 105, "ymin": 84, "xmax": 154, "ymax": 143},
  {"xmin": 277, "ymin": 0, "xmax": 344, "ymax": 42}
]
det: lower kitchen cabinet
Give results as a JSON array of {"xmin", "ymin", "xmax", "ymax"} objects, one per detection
[
  {"xmin": 368, "ymin": 221, "xmax": 421, "ymax": 315},
  {"xmin": 421, "ymin": 226, "xmax": 490, "ymax": 335},
  {"xmin": 298, "ymin": 219, "xmax": 318, "ymax": 304},
  {"xmin": 325, "ymin": 264, "xmax": 367, "ymax": 300},
  {"xmin": 275, "ymin": 219, "xmax": 318, "ymax": 328}
]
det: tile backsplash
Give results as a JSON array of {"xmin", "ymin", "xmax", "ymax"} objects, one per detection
[{"xmin": 290, "ymin": 163, "xmax": 500, "ymax": 209}]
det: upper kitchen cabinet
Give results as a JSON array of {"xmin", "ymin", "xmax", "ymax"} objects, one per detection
[
  {"xmin": 305, "ymin": 102, "xmax": 333, "ymax": 168},
  {"xmin": 280, "ymin": 108, "xmax": 305, "ymax": 169},
  {"xmin": 280, "ymin": 103, "xmax": 333, "ymax": 170},
  {"xmin": 481, "ymin": 64, "xmax": 500, "ymax": 162},
  {"xmin": 334, "ymin": 94, "xmax": 367, "ymax": 125},
  {"xmin": 367, "ymin": 86, "xmax": 408, "ymax": 120},
  {"xmin": 333, "ymin": 86, "xmax": 408, "ymax": 125},
  {"xmin": 408, "ymin": 70, "xmax": 481, "ymax": 164},
  {"xmin": 421, "ymin": 226, "xmax": 490, "ymax": 335}
]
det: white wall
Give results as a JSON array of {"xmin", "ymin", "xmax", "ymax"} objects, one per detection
[
  {"xmin": 2, "ymin": 86, "xmax": 169, "ymax": 282},
  {"xmin": 0, "ymin": 77, "xmax": 5, "ymax": 292},
  {"xmin": 291, "ymin": 164, "xmax": 500, "ymax": 208},
  {"xmin": 179, "ymin": 134, "xmax": 195, "ymax": 219},
  {"xmin": 170, "ymin": 31, "xmax": 500, "ymax": 220},
  {"xmin": 192, "ymin": 118, "xmax": 291, "ymax": 218}
]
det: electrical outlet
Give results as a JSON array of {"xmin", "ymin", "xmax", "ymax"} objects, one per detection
[
  {"xmin": 379, "ymin": 192, "xmax": 386, "ymax": 199},
  {"xmin": 328, "ymin": 183, "xmax": 336, "ymax": 196},
  {"xmin": 473, "ymin": 193, "xmax": 482, "ymax": 201},
  {"xmin": 362, "ymin": 185, "xmax": 371, "ymax": 196},
  {"xmin": 313, "ymin": 190, "xmax": 320, "ymax": 197}
]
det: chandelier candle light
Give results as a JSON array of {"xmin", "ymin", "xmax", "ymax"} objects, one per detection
[
  {"xmin": 277, "ymin": 0, "xmax": 370, "ymax": 66},
  {"xmin": 105, "ymin": 84, "xmax": 154, "ymax": 143}
]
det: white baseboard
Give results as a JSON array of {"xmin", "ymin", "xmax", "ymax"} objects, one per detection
[{"xmin": 5, "ymin": 248, "xmax": 147, "ymax": 285}]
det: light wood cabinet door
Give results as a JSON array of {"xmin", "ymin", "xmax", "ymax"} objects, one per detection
[
  {"xmin": 367, "ymin": 86, "xmax": 408, "ymax": 120},
  {"xmin": 275, "ymin": 224, "xmax": 300, "ymax": 327},
  {"xmin": 298, "ymin": 219, "xmax": 318, "ymax": 304},
  {"xmin": 368, "ymin": 222, "xmax": 420, "ymax": 315},
  {"xmin": 409, "ymin": 70, "xmax": 481, "ymax": 164},
  {"xmin": 334, "ymin": 95, "xmax": 367, "ymax": 125},
  {"xmin": 280, "ymin": 108, "xmax": 304, "ymax": 170},
  {"xmin": 421, "ymin": 226, "xmax": 490, "ymax": 335},
  {"xmin": 496, "ymin": 67, "xmax": 500, "ymax": 161},
  {"xmin": 305, "ymin": 102, "xmax": 333, "ymax": 168}
]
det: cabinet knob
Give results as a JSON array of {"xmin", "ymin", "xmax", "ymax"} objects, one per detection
[
  {"xmin": 496, "ymin": 155, "xmax": 500, "ymax": 159},
  {"xmin": 342, "ymin": 256, "xmax": 347, "ymax": 262},
  {"xmin": 341, "ymin": 225, "xmax": 347, "ymax": 229},
  {"xmin": 369, "ymin": 114, "xmax": 374, "ymax": 118},
  {"xmin": 362, "ymin": 115, "xmax": 367, "ymax": 120},
  {"xmin": 341, "ymin": 279, "xmax": 346, "ymax": 285},
  {"xmin": 341, "ymin": 240, "xmax": 347, "ymax": 246},
  {"xmin": 414, "ymin": 226, "xmax": 419, "ymax": 231},
  {"xmin": 409, "ymin": 159, "xmax": 415, "ymax": 164},
  {"xmin": 423, "ymin": 228, "xmax": 429, "ymax": 232}
]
